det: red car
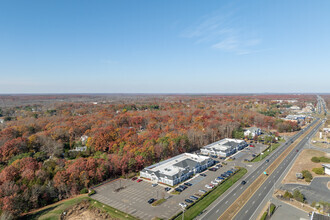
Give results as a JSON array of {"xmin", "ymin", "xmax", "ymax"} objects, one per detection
[
  {"xmin": 131, "ymin": 177, "xmax": 137, "ymax": 181},
  {"xmin": 137, "ymin": 179, "xmax": 143, "ymax": 182},
  {"xmin": 249, "ymin": 145, "xmax": 255, "ymax": 147}
]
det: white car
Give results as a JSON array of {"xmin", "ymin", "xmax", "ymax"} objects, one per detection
[
  {"xmin": 205, "ymin": 184, "xmax": 212, "ymax": 189},
  {"xmin": 179, "ymin": 202, "xmax": 187, "ymax": 208},
  {"xmin": 199, "ymin": 189, "xmax": 207, "ymax": 194},
  {"xmin": 211, "ymin": 181, "xmax": 219, "ymax": 185},
  {"xmin": 215, "ymin": 178, "xmax": 222, "ymax": 183}
]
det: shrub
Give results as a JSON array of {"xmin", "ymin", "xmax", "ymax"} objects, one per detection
[
  {"xmin": 80, "ymin": 188, "xmax": 89, "ymax": 194},
  {"xmin": 293, "ymin": 189, "xmax": 305, "ymax": 203},
  {"xmin": 88, "ymin": 189, "xmax": 96, "ymax": 196},
  {"xmin": 302, "ymin": 170, "xmax": 313, "ymax": 182},
  {"xmin": 283, "ymin": 191, "xmax": 293, "ymax": 198},
  {"xmin": 269, "ymin": 203, "xmax": 276, "ymax": 216},
  {"xmin": 260, "ymin": 211, "xmax": 268, "ymax": 220},
  {"xmin": 311, "ymin": 157, "xmax": 321, "ymax": 163},
  {"xmin": 312, "ymin": 167, "xmax": 325, "ymax": 175},
  {"xmin": 311, "ymin": 156, "xmax": 330, "ymax": 163}
]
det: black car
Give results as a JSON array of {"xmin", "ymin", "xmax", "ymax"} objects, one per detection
[
  {"xmin": 208, "ymin": 168, "xmax": 217, "ymax": 172},
  {"xmin": 241, "ymin": 180, "xmax": 247, "ymax": 185},
  {"xmin": 200, "ymin": 173, "xmax": 207, "ymax": 177},
  {"xmin": 184, "ymin": 182, "xmax": 192, "ymax": 186},
  {"xmin": 165, "ymin": 187, "xmax": 171, "ymax": 191},
  {"xmin": 148, "ymin": 198, "xmax": 155, "ymax": 204},
  {"xmin": 185, "ymin": 199, "xmax": 194, "ymax": 203},
  {"xmin": 178, "ymin": 185, "xmax": 187, "ymax": 190},
  {"xmin": 175, "ymin": 188, "xmax": 183, "ymax": 192},
  {"xmin": 265, "ymin": 159, "xmax": 269, "ymax": 162}
]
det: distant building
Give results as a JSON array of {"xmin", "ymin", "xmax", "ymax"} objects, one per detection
[
  {"xmin": 283, "ymin": 115, "xmax": 306, "ymax": 122},
  {"xmin": 200, "ymin": 138, "xmax": 248, "ymax": 157},
  {"xmin": 244, "ymin": 127, "xmax": 262, "ymax": 138},
  {"xmin": 323, "ymin": 128, "xmax": 330, "ymax": 133},
  {"xmin": 80, "ymin": 135, "xmax": 89, "ymax": 144},
  {"xmin": 140, "ymin": 153, "xmax": 214, "ymax": 186},
  {"xmin": 69, "ymin": 146, "xmax": 87, "ymax": 152},
  {"xmin": 290, "ymin": 106, "xmax": 301, "ymax": 110},
  {"xmin": 322, "ymin": 164, "xmax": 330, "ymax": 175}
]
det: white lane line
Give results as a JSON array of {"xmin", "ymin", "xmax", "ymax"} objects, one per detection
[
  {"xmin": 259, "ymin": 193, "xmax": 261, "ymax": 196},
  {"xmin": 245, "ymin": 210, "xmax": 249, "ymax": 214},
  {"xmin": 252, "ymin": 201, "xmax": 255, "ymax": 204},
  {"xmin": 216, "ymin": 209, "xmax": 219, "ymax": 213},
  {"xmin": 234, "ymin": 193, "xmax": 236, "ymax": 196},
  {"xmin": 225, "ymin": 200, "xmax": 228, "ymax": 204}
]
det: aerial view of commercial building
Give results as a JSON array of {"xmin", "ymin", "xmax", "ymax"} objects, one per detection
[
  {"xmin": 200, "ymin": 138, "xmax": 248, "ymax": 157},
  {"xmin": 140, "ymin": 153, "xmax": 214, "ymax": 186}
]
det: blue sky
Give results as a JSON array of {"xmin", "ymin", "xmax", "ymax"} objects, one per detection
[{"xmin": 0, "ymin": 0, "xmax": 330, "ymax": 93}]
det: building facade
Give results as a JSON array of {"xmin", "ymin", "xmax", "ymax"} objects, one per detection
[
  {"xmin": 200, "ymin": 138, "xmax": 248, "ymax": 157},
  {"xmin": 140, "ymin": 153, "xmax": 214, "ymax": 186}
]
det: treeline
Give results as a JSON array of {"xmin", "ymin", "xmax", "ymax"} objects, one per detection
[{"xmin": 0, "ymin": 95, "xmax": 306, "ymax": 217}]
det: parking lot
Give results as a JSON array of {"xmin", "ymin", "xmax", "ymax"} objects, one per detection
[
  {"xmin": 228, "ymin": 143, "xmax": 269, "ymax": 163},
  {"xmin": 91, "ymin": 163, "xmax": 238, "ymax": 220}
]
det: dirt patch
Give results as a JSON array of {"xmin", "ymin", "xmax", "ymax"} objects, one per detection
[
  {"xmin": 61, "ymin": 200, "xmax": 115, "ymax": 220},
  {"xmin": 282, "ymin": 149, "xmax": 330, "ymax": 184}
]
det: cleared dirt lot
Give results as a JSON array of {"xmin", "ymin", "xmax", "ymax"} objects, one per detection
[{"xmin": 282, "ymin": 149, "xmax": 330, "ymax": 184}]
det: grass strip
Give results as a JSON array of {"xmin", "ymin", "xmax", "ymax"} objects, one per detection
[
  {"xmin": 152, "ymin": 198, "xmax": 166, "ymax": 206},
  {"xmin": 172, "ymin": 168, "xmax": 247, "ymax": 220}
]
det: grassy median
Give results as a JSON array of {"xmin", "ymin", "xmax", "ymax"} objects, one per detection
[{"xmin": 172, "ymin": 168, "xmax": 247, "ymax": 220}]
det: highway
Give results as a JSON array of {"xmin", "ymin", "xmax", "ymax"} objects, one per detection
[
  {"xmin": 233, "ymin": 118, "xmax": 323, "ymax": 220},
  {"xmin": 199, "ymin": 118, "xmax": 322, "ymax": 220}
]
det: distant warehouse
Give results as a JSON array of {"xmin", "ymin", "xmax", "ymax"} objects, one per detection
[
  {"xmin": 200, "ymin": 138, "xmax": 248, "ymax": 157},
  {"xmin": 140, "ymin": 153, "xmax": 214, "ymax": 186}
]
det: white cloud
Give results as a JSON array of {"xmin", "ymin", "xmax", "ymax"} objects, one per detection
[{"xmin": 182, "ymin": 8, "xmax": 261, "ymax": 55}]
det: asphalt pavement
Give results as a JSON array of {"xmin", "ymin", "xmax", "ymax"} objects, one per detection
[{"xmin": 281, "ymin": 177, "xmax": 330, "ymax": 204}]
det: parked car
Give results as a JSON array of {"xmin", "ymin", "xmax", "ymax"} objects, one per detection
[
  {"xmin": 131, "ymin": 177, "xmax": 137, "ymax": 181},
  {"xmin": 252, "ymin": 154, "xmax": 256, "ymax": 157},
  {"xmin": 215, "ymin": 178, "xmax": 222, "ymax": 183},
  {"xmin": 219, "ymin": 157, "xmax": 226, "ymax": 160},
  {"xmin": 241, "ymin": 180, "xmax": 247, "ymax": 185},
  {"xmin": 179, "ymin": 185, "xmax": 187, "ymax": 190},
  {"xmin": 194, "ymin": 193, "xmax": 201, "ymax": 197},
  {"xmin": 179, "ymin": 202, "xmax": 187, "ymax": 208},
  {"xmin": 211, "ymin": 181, "xmax": 218, "ymax": 185},
  {"xmin": 152, "ymin": 183, "xmax": 158, "ymax": 187},
  {"xmin": 209, "ymin": 184, "xmax": 214, "ymax": 188},
  {"xmin": 137, "ymin": 179, "xmax": 143, "ymax": 182},
  {"xmin": 249, "ymin": 145, "xmax": 255, "ymax": 147},
  {"xmin": 185, "ymin": 199, "xmax": 194, "ymax": 204},
  {"xmin": 200, "ymin": 173, "xmax": 207, "ymax": 177},
  {"xmin": 190, "ymin": 196, "xmax": 199, "ymax": 200},
  {"xmin": 211, "ymin": 155, "xmax": 218, "ymax": 158},
  {"xmin": 205, "ymin": 184, "xmax": 212, "ymax": 189},
  {"xmin": 199, "ymin": 189, "xmax": 207, "ymax": 194},
  {"xmin": 208, "ymin": 168, "xmax": 217, "ymax": 172},
  {"xmin": 184, "ymin": 182, "xmax": 192, "ymax": 186},
  {"xmin": 175, "ymin": 188, "xmax": 183, "ymax": 192},
  {"xmin": 265, "ymin": 159, "xmax": 269, "ymax": 162},
  {"xmin": 148, "ymin": 198, "xmax": 155, "ymax": 204},
  {"xmin": 217, "ymin": 177, "xmax": 225, "ymax": 180},
  {"xmin": 165, "ymin": 187, "xmax": 171, "ymax": 192}
]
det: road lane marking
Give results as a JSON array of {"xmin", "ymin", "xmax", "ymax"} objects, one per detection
[
  {"xmin": 216, "ymin": 209, "xmax": 219, "ymax": 213},
  {"xmin": 225, "ymin": 201, "xmax": 228, "ymax": 204}
]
